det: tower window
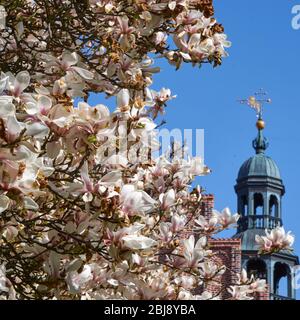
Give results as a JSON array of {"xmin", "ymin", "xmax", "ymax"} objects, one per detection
[
  {"xmin": 247, "ymin": 258, "xmax": 267, "ymax": 280},
  {"xmin": 241, "ymin": 195, "xmax": 248, "ymax": 216},
  {"xmin": 274, "ymin": 262, "xmax": 292, "ymax": 298},
  {"xmin": 269, "ymin": 195, "xmax": 279, "ymax": 218},
  {"xmin": 254, "ymin": 193, "xmax": 264, "ymax": 215}
]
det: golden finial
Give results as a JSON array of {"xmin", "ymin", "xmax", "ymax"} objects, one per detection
[{"xmin": 256, "ymin": 119, "xmax": 265, "ymax": 130}]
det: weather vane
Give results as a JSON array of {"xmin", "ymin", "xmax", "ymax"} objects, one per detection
[{"xmin": 238, "ymin": 88, "xmax": 272, "ymax": 120}]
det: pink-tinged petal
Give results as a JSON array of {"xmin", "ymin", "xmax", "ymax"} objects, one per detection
[
  {"xmin": 2, "ymin": 225, "xmax": 18, "ymax": 241},
  {"xmin": 0, "ymin": 101, "xmax": 15, "ymax": 117},
  {"xmin": 80, "ymin": 161, "xmax": 93, "ymax": 192},
  {"xmin": 173, "ymin": 35, "xmax": 188, "ymax": 52},
  {"xmin": 66, "ymin": 265, "xmax": 92, "ymax": 294},
  {"xmin": 61, "ymin": 52, "xmax": 78, "ymax": 69},
  {"xmin": 14, "ymin": 71, "xmax": 30, "ymax": 96},
  {"xmin": 0, "ymin": 195, "xmax": 10, "ymax": 214},
  {"xmin": 26, "ymin": 122, "xmax": 49, "ymax": 138},
  {"xmin": 121, "ymin": 184, "xmax": 135, "ymax": 201},
  {"xmin": 160, "ymin": 189, "xmax": 175, "ymax": 210},
  {"xmin": 122, "ymin": 235, "xmax": 157, "ymax": 250},
  {"xmin": 117, "ymin": 16, "xmax": 129, "ymax": 33},
  {"xmin": 188, "ymin": 33, "xmax": 201, "ymax": 49},
  {"xmin": 94, "ymin": 104, "xmax": 110, "ymax": 119},
  {"xmin": 171, "ymin": 213, "xmax": 185, "ymax": 233},
  {"xmin": 6, "ymin": 115, "xmax": 23, "ymax": 142},
  {"xmin": 23, "ymin": 197, "xmax": 39, "ymax": 211},
  {"xmin": 117, "ymin": 89, "xmax": 130, "ymax": 109},
  {"xmin": 99, "ymin": 171, "xmax": 122, "ymax": 186},
  {"xmin": 37, "ymin": 95, "xmax": 52, "ymax": 115},
  {"xmin": 72, "ymin": 67, "xmax": 94, "ymax": 80},
  {"xmin": 4, "ymin": 145, "xmax": 32, "ymax": 161},
  {"xmin": 25, "ymin": 102, "xmax": 39, "ymax": 115},
  {"xmin": 46, "ymin": 141, "xmax": 61, "ymax": 159},
  {"xmin": 53, "ymin": 79, "xmax": 67, "ymax": 95}
]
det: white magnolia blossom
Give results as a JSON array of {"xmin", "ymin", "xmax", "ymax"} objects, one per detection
[
  {"xmin": 0, "ymin": 0, "xmax": 286, "ymax": 301},
  {"xmin": 183, "ymin": 235, "xmax": 206, "ymax": 268},
  {"xmin": 215, "ymin": 208, "xmax": 240, "ymax": 228},
  {"xmin": 228, "ymin": 268, "xmax": 267, "ymax": 300},
  {"xmin": 256, "ymin": 226, "xmax": 295, "ymax": 253},
  {"xmin": 199, "ymin": 261, "xmax": 225, "ymax": 279},
  {"xmin": 159, "ymin": 189, "xmax": 176, "ymax": 211},
  {"xmin": 194, "ymin": 208, "xmax": 239, "ymax": 234},
  {"xmin": 66, "ymin": 265, "xmax": 93, "ymax": 294},
  {"xmin": 122, "ymin": 235, "xmax": 157, "ymax": 250}
]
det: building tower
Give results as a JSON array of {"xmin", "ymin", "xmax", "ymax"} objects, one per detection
[{"xmin": 234, "ymin": 91, "xmax": 299, "ymax": 300}]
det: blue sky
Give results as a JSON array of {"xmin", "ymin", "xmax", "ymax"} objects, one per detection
[
  {"xmin": 89, "ymin": 1, "xmax": 300, "ymax": 251},
  {"xmin": 150, "ymin": 0, "xmax": 300, "ymax": 254}
]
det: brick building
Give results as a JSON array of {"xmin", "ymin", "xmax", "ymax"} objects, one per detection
[{"xmin": 200, "ymin": 195, "xmax": 269, "ymax": 300}]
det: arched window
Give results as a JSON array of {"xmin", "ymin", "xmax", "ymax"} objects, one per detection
[
  {"xmin": 274, "ymin": 262, "xmax": 292, "ymax": 298},
  {"xmin": 247, "ymin": 259, "xmax": 267, "ymax": 279},
  {"xmin": 241, "ymin": 195, "xmax": 248, "ymax": 216},
  {"xmin": 254, "ymin": 193, "xmax": 264, "ymax": 215},
  {"xmin": 269, "ymin": 195, "xmax": 279, "ymax": 217}
]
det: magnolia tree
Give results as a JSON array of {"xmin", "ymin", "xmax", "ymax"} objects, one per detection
[{"xmin": 0, "ymin": 0, "xmax": 294, "ymax": 300}]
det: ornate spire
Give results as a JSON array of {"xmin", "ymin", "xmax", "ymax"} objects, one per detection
[
  {"xmin": 238, "ymin": 88, "xmax": 271, "ymax": 154},
  {"xmin": 252, "ymin": 125, "xmax": 269, "ymax": 154}
]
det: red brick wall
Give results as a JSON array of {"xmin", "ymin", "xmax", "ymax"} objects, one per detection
[
  {"xmin": 199, "ymin": 194, "xmax": 269, "ymax": 300},
  {"xmin": 207, "ymin": 239, "xmax": 242, "ymax": 299},
  {"xmin": 200, "ymin": 194, "xmax": 214, "ymax": 220},
  {"xmin": 195, "ymin": 195, "xmax": 242, "ymax": 299}
]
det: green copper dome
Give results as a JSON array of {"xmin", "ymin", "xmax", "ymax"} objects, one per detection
[
  {"xmin": 237, "ymin": 125, "xmax": 281, "ymax": 181},
  {"xmin": 238, "ymin": 153, "xmax": 281, "ymax": 181}
]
